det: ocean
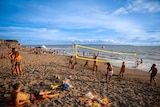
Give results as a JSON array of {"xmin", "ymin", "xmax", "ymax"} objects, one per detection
[{"xmin": 28, "ymin": 44, "xmax": 160, "ymax": 73}]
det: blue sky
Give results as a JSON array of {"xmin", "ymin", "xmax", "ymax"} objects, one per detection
[{"xmin": 0, "ymin": 0, "xmax": 160, "ymax": 45}]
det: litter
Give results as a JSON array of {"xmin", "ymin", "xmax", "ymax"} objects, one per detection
[{"xmin": 79, "ymin": 92, "xmax": 111, "ymax": 107}]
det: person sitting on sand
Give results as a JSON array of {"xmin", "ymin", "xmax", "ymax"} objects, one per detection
[
  {"xmin": 69, "ymin": 56, "xmax": 73, "ymax": 68},
  {"xmin": 106, "ymin": 62, "xmax": 114, "ymax": 83},
  {"xmin": 148, "ymin": 64, "xmax": 157, "ymax": 86},
  {"xmin": 119, "ymin": 61, "xmax": 125, "ymax": 78},
  {"xmin": 14, "ymin": 51, "xmax": 23, "ymax": 76},
  {"xmin": 11, "ymin": 83, "xmax": 59, "ymax": 106},
  {"xmin": 8, "ymin": 48, "xmax": 16, "ymax": 74}
]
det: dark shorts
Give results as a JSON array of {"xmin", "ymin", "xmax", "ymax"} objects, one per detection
[
  {"xmin": 30, "ymin": 93, "xmax": 42, "ymax": 100},
  {"xmin": 15, "ymin": 62, "xmax": 20, "ymax": 66},
  {"xmin": 69, "ymin": 61, "xmax": 73, "ymax": 64},
  {"xmin": 150, "ymin": 73, "xmax": 156, "ymax": 78}
]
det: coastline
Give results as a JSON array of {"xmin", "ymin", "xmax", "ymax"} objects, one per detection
[
  {"xmin": 24, "ymin": 44, "xmax": 160, "ymax": 73},
  {"xmin": 0, "ymin": 44, "xmax": 160, "ymax": 107}
]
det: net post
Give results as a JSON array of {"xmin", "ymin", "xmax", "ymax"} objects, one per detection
[
  {"xmin": 134, "ymin": 53, "xmax": 137, "ymax": 76},
  {"xmin": 75, "ymin": 44, "xmax": 78, "ymax": 57}
]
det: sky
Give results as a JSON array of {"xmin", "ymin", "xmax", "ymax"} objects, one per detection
[{"xmin": 0, "ymin": 0, "xmax": 160, "ymax": 45}]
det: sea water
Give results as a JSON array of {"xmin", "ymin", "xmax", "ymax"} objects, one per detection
[{"xmin": 29, "ymin": 44, "xmax": 160, "ymax": 73}]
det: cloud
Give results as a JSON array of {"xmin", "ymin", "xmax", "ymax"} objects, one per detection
[
  {"xmin": 113, "ymin": 0, "xmax": 160, "ymax": 15},
  {"xmin": 0, "ymin": 0, "xmax": 160, "ymax": 45},
  {"xmin": 0, "ymin": 26, "xmax": 60, "ymax": 40},
  {"xmin": 71, "ymin": 39, "xmax": 116, "ymax": 44},
  {"xmin": 129, "ymin": 0, "xmax": 160, "ymax": 13},
  {"xmin": 112, "ymin": 7, "xmax": 128, "ymax": 15}
]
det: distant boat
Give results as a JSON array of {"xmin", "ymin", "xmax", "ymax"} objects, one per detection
[
  {"xmin": 35, "ymin": 45, "xmax": 47, "ymax": 50},
  {"xmin": 41, "ymin": 45, "xmax": 47, "ymax": 49}
]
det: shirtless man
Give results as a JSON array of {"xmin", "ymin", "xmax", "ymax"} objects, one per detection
[
  {"xmin": 11, "ymin": 83, "xmax": 59, "ymax": 106},
  {"xmin": 71, "ymin": 61, "xmax": 77, "ymax": 69},
  {"xmin": 119, "ymin": 61, "xmax": 125, "ymax": 78},
  {"xmin": 8, "ymin": 48, "xmax": 16, "ymax": 74},
  {"xmin": 68, "ymin": 56, "xmax": 73, "ymax": 68},
  {"xmin": 93, "ymin": 53, "xmax": 99, "ymax": 73},
  {"xmin": 148, "ymin": 64, "xmax": 157, "ymax": 86},
  {"xmin": 83, "ymin": 60, "xmax": 89, "ymax": 67}
]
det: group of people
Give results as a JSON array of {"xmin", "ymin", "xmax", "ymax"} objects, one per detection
[
  {"xmin": 92, "ymin": 52, "xmax": 125, "ymax": 83},
  {"xmin": 8, "ymin": 48, "xmax": 23, "ymax": 76},
  {"xmin": 68, "ymin": 53, "xmax": 124, "ymax": 83},
  {"xmin": 68, "ymin": 53, "xmax": 158, "ymax": 85},
  {"xmin": 7, "ymin": 48, "xmax": 59, "ymax": 106},
  {"xmin": 5, "ymin": 47, "xmax": 158, "ymax": 106},
  {"xmin": 105, "ymin": 61, "xmax": 125, "ymax": 83}
]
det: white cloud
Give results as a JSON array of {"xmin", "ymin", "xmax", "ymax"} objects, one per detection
[
  {"xmin": 94, "ymin": 29, "xmax": 106, "ymax": 32},
  {"xmin": 113, "ymin": 0, "xmax": 160, "ymax": 15},
  {"xmin": 130, "ymin": 0, "xmax": 160, "ymax": 13},
  {"xmin": 0, "ymin": 26, "xmax": 61, "ymax": 40},
  {"xmin": 0, "ymin": 26, "xmax": 59, "ymax": 33},
  {"xmin": 1, "ymin": 0, "xmax": 160, "ymax": 45},
  {"xmin": 112, "ymin": 7, "xmax": 128, "ymax": 15}
]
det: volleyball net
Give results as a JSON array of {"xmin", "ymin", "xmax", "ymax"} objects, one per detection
[{"xmin": 72, "ymin": 44, "xmax": 137, "ymax": 64}]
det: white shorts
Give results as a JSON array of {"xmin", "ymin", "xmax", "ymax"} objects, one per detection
[{"xmin": 108, "ymin": 71, "xmax": 113, "ymax": 76}]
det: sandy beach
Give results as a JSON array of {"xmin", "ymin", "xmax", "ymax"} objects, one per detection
[{"xmin": 0, "ymin": 44, "xmax": 160, "ymax": 107}]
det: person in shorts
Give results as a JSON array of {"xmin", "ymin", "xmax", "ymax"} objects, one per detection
[
  {"xmin": 148, "ymin": 64, "xmax": 157, "ymax": 86},
  {"xmin": 106, "ymin": 62, "xmax": 113, "ymax": 83},
  {"xmin": 119, "ymin": 61, "xmax": 125, "ymax": 78},
  {"xmin": 11, "ymin": 83, "xmax": 59, "ymax": 106}
]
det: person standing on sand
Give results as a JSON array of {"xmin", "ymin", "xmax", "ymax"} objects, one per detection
[
  {"xmin": 71, "ymin": 60, "xmax": 77, "ymax": 69},
  {"xmin": 8, "ymin": 48, "xmax": 16, "ymax": 74},
  {"xmin": 10, "ymin": 83, "xmax": 59, "ymax": 106},
  {"xmin": 148, "ymin": 64, "xmax": 157, "ymax": 86},
  {"xmin": 84, "ymin": 60, "xmax": 89, "ymax": 67},
  {"xmin": 68, "ymin": 56, "xmax": 73, "ymax": 68},
  {"xmin": 93, "ymin": 54, "xmax": 98, "ymax": 73},
  {"xmin": 14, "ymin": 51, "xmax": 23, "ymax": 76},
  {"xmin": 106, "ymin": 62, "xmax": 113, "ymax": 83},
  {"xmin": 140, "ymin": 58, "xmax": 143, "ymax": 64},
  {"xmin": 119, "ymin": 61, "xmax": 125, "ymax": 78},
  {"xmin": 81, "ymin": 60, "xmax": 89, "ymax": 72}
]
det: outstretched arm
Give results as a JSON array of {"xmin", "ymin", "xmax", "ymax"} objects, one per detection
[
  {"xmin": 148, "ymin": 67, "xmax": 152, "ymax": 72},
  {"xmin": 7, "ymin": 52, "xmax": 12, "ymax": 59}
]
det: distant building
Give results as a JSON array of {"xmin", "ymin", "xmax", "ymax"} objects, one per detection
[{"xmin": 5, "ymin": 40, "xmax": 19, "ymax": 44}]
